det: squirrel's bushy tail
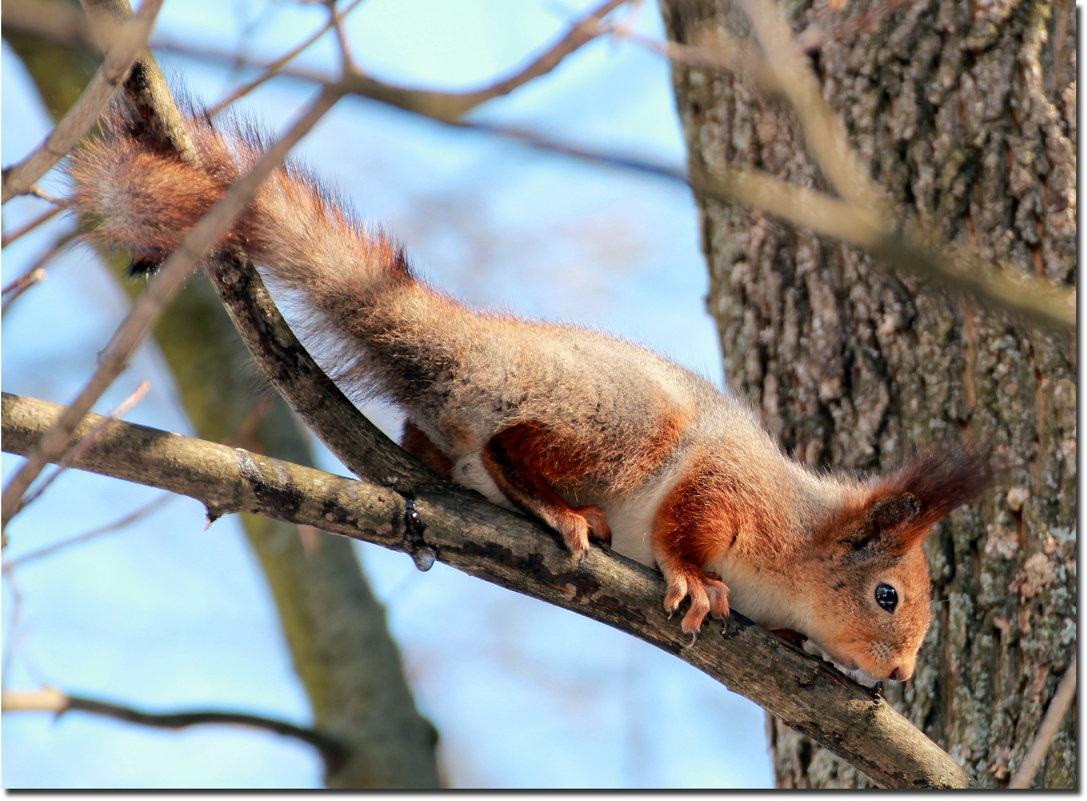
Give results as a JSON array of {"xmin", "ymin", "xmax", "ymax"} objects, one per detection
[{"xmin": 71, "ymin": 105, "xmax": 416, "ymax": 312}]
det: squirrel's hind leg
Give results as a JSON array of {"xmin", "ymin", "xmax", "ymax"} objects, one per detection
[{"xmin": 480, "ymin": 422, "xmax": 612, "ymax": 556}]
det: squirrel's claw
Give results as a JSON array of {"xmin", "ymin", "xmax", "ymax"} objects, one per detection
[{"xmin": 662, "ymin": 563, "xmax": 731, "ymax": 634}]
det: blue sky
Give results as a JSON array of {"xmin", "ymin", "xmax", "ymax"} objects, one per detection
[{"xmin": 2, "ymin": 0, "xmax": 774, "ymax": 788}]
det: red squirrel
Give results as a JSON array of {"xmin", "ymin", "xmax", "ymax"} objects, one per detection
[{"xmin": 68, "ymin": 107, "xmax": 990, "ymax": 685}]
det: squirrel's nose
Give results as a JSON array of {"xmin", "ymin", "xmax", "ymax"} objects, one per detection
[{"xmin": 889, "ymin": 665, "xmax": 911, "ymax": 682}]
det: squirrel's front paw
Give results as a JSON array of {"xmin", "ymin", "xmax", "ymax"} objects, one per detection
[{"xmin": 662, "ymin": 564, "xmax": 730, "ymax": 634}]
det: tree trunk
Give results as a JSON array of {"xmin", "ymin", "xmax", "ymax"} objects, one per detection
[{"xmin": 661, "ymin": 0, "xmax": 1075, "ymax": 789}]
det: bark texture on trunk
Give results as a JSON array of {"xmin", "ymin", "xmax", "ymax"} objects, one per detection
[{"xmin": 661, "ymin": 0, "xmax": 1075, "ymax": 788}]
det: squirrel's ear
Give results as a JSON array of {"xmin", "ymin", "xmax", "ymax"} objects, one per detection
[{"xmin": 842, "ymin": 491, "xmax": 922, "ymax": 552}]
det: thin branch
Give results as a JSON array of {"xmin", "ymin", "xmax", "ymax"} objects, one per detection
[
  {"xmin": 1, "ymin": 390, "xmax": 970, "ymax": 789},
  {"xmin": 203, "ymin": 258, "xmax": 434, "ymax": 487},
  {"xmin": 449, "ymin": 119, "xmax": 1075, "ymax": 332},
  {"xmin": 100, "ymin": 14, "xmax": 439, "ymax": 489},
  {"xmin": 796, "ymin": 0, "xmax": 915, "ymax": 52},
  {"xmin": 1008, "ymin": 655, "xmax": 1077, "ymax": 789},
  {"xmin": 0, "ymin": 84, "xmax": 344, "ymax": 533},
  {"xmin": 2, "ymin": 687, "xmax": 346, "ymax": 772},
  {"xmin": 2, "ymin": 270, "xmax": 47, "ymax": 315},
  {"xmin": 8, "ymin": 0, "xmax": 627, "ymax": 124},
  {"xmin": 58, "ymin": 33, "xmax": 1069, "ymax": 331},
  {"xmin": 4, "ymin": 0, "xmax": 1074, "ymax": 330},
  {"xmin": 206, "ymin": 0, "xmax": 367, "ymax": 117},
  {"xmin": 614, "ymin": 26, "xmax": 783, "ymax": 97},
  {"xmin": 2, "ymin": 204, "xmax": 65, "ymax": 248},
  {"xmin": 326, "ymin": 0, "xmax": 357, "ymax": 75},
  {"xmin": 0, "ymin": 0, "xmax": 165, "ymax": 203},
  {"xmin": 739, "ymin": 0, "xmax": 886, "ymax": 210},
  {"xmin": 2, "ymin": 226, "xmax": 79, "ymax": 315},
  {"xmin": 1, "ymin": 567, "xmax": 25, "ymax": 683},
  {"xmin": 154, "ymin": 0, "xmax": 628, "ymax": 122},
  {"xmin": 4, "ymin": 494, "xmax": 175, "ymax": 570}
]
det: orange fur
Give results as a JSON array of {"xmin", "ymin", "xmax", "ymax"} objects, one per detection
[
  {"xmin": 401, "ymin": 421, "xmax": 453, "ymax": 480},
  {"xmin": 652, "ymin": 453, "xmax": 792, "ymax": 633}
]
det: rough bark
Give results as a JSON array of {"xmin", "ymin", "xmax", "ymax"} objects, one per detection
[
  {"xmin": 661, "ymin": 0, "xmax": 1075, "ymax": 789},
  {"xmin": 4, "ymin": 22, "xmax": 441, "ymax": 788}
]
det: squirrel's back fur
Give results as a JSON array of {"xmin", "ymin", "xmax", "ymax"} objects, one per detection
[{"xmin": 69, "ymin": 106, "xmax": 991, "ymax": 685}]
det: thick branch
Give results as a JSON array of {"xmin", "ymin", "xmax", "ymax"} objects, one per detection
[
  {"xmin": 2, "ymin": 391, "xmax": 970, "ymax": 789},
  {"xmin": 203, "ymin": 257, "xmax": 434, "ymax": 488},
  {"xmin": 2, "ymin": 687, "xmax": 346, "ymax": 771}
]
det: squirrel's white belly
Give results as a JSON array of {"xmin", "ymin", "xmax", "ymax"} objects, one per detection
[
  {"xmin": 451, "ymin": 452, "xmax": 516, "ymax": 510},
  {"xmin": 601, "ymin": 458, "xmax": 692, "ymax": 569}
]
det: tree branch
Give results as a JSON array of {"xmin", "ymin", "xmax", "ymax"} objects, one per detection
[
  {"xmin": 2, "ymin": 391, "xmax": 970, "ymax": 789},
  {"xmin": 123, "ymin": 41, "xmax": 1079, "ymax": 332},
  {"xmin": 2, "ymin": 687, "xmax": 346, "ymax": 772}
]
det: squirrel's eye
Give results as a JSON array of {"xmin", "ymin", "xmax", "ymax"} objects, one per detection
[{"xmin": 875, "ymin": 583, "xmax": 898, "ymax": 612}]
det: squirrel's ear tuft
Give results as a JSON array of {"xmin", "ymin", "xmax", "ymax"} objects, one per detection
[
  {"xmin": 861, "ymin": 441, "xmax": 993, "ymax": 553},
  {"xmin": 885, "ymin": 441, "xmax": 993, "ymax": 523}
]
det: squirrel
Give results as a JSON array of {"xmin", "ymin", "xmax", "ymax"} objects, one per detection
[{"xmin": 67, "ymin": 105, "xmax": 991, "ymax": 686}]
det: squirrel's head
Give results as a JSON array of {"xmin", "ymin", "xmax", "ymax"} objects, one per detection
[{"xmin": 801, "ymin": 443, "xmax": 991, "ymax": 685}]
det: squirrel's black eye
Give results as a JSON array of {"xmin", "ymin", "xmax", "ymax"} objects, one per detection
[{"xmin": 875, "ymin": 583, "xmax": 898, "ymax": 612}]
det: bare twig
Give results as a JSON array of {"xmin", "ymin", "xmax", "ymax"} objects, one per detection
[
  {"xmin": 4, "ymin": 0, "xmax": 1072, "ymax": 330},
  {"xmin": 4, "ymin": 494, "xmax": 175, "ymax": 570},
  {"xmin": 1, "ymin": 567, "xmax": 25, "ymax": 683},
  {"xmin": 104, "ymin": 10, "xmax": 448, "ymax": 489},
  {"xmin": 613, "ymin": 26, "xmax": 783, "ymax": 97},
  {"xmin": 1, "ymin": 269, "xmax": 48, "ymax": 315},
  {"xmin": 56, "ymin": 30, "xmax": 1068, "ymax": 331},
  {"xmin": 7, "ymin": 0, "xmax": 628, "ymax": 124},
  {"xmin": 1, "ymin": 390, "xmax": 971, "ymax": 789},
  {"xmin": 2, "ymin": 204, "xmax": 64, "ymax": 248},
  {"xmin": 1, "ymin": 226, "xmax": 79, "ymax": 315},
  {"xmin": 206, "ymin": 0, "xmax": 367, "ymax": 117},
  {"xmin": 0, "ymin": 86, "xmax": 344, "ymax": 532},
  {"xmin": 1008, "ymin": 655, "xmax": 1077, "ymax": 789},
  {"xmin": 0, "ymin": 0, "xmax": 165, "ymax": 203},
  {"xmin": 1, "ymin": 0, "xmax": 99, "ymax": 44},
  {"xmin": 2, "ymin": 687, "xmax": 346, "ymax": 771},
  {"xmin": 326, "ymin": 0, "xmax": 357, "ymax": 74},
  {"xmin": 450, "ymin": 119, "xmax": 1076, "ymax": 331},
  {"xmin": 796, "ymin": 0, "xmax": 915, "ymax": 52},
  {"xmin": 739, "ymin": 0, "xmax": 887, "ymax": 210},
  {"xmin": 154, "ymin": 0, "xmax": 629, "ymax": 121}
]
